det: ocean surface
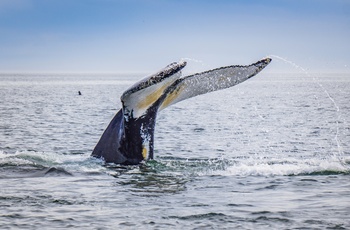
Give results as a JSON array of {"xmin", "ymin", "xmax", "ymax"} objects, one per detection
[{"xmin": 0, "ymin": 69, "xmax": 349, "ymax": 229}]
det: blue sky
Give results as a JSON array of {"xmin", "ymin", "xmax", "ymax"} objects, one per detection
[{"xmin": 0, "ymin": 0, "xmax": 349, "ymax": 73}]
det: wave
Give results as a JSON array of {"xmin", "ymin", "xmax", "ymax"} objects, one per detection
[
  {"xmin": 0, "ymin": 150, "xmax": 106, "ymax": 178},
  {"xmin": 1, "ymin": 150, "xmax": 349, "ymax": 178},
  {"xmin": 154, "ymin": 155, "xmax": 350, "ymax": 177}
]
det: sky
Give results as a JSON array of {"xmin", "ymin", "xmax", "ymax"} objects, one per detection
[{"xmin": 0, "ymin": 0, "xmax": 349, "ymax": 73}]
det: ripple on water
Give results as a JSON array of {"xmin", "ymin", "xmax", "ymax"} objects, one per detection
[{"xmin": 1, "ymin": 73, "xmax": 350, "ymax": 229}]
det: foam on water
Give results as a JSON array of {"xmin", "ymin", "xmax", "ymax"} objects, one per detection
[
  {"xmin": 2, "ymin": 149, "xmax": 348, "ymax": 178},
  {"xmin": 222, "ymin": 157, "xmax": 348, "ymax": 177},
  {"xmin": 0, "ymin": 150, "xmax": 107, "ymax": 177},
  {"xmin": 157, "ymin": 155, "xmax": 349, "ymax": 177}
]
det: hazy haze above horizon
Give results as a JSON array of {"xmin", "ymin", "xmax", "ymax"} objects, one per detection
[{"xmin": 0, "ymin": 0, "xmax": 349, "ymax": 73}]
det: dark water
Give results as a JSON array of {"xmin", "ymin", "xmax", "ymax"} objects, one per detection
[{"xmin": 0, "ymin": 71, "xmax": 349, "ymax": 229}]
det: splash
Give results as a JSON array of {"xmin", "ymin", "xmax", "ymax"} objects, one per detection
[
  {"xmin": 153, "ymin": 156, "xmax": 349, "ymax": 177},
  {"xmin": 0, "ymin": 150, "xmax": 107, "ymax": 177},
  {"xmin": 179, "ymin": 57, "xmax": 208, "ymax": 76},
  {"xmin": 180, "ymin": 57, "xmax": 204, "ymax": 64},
  {"xmin": 220, "ymin": 157, "xmax": 349, "ymax": 177},
  {"xmin": 268, "ymin": 54, "xmax": 344, "ymax": 160}
]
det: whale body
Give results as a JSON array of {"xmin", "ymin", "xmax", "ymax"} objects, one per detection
[{"xmin": 91, "ymin": 58, "xmax": 271, "ymax": 165}]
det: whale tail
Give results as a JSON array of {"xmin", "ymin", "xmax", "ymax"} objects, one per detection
[
  {"xmin": 92, "ymin": 58, "xmax": 271, "ymax": 164},
  {"xmin": 92, "ymin": 61, "xmax": 187, "ymax": 164}
]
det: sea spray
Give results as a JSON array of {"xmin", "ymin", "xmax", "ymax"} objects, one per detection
[{"xmin": 268, "ymin": 54, "xmax": 344, "ymax": 162}]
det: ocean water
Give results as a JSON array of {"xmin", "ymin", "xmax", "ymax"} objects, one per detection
[{"xmin": 0, "ymin": 70, "xmax": 349, "ymax": 229}]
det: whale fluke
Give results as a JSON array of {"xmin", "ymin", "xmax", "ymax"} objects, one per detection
[{"xmin": 92, "ymin": 58, "xmax": 271, "ymax": 165}]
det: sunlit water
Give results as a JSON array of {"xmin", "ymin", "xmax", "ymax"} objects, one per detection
[{"xmin": 0, "ymin": 70, "xmax": 349, "ymax": 229}]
